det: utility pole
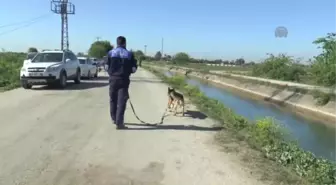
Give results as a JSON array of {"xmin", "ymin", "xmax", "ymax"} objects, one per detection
[
  {"xmin": 51, "ymin": 0, "xmax": 75, "ymax": 50},
  {"xmin": 144, "ymin": 45, "xmax": 147, "ymax": 55},
  {"xmin": 161, "ymin": 38, "xmax": 164, "ymax": 56}
]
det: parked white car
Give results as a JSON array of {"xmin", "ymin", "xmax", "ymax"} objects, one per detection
[
  {"xmin": 20, "ymin": 50, "xmax": 81, "ymax": 89},
  {"xmin": 78, "ymin": 57, "xmax": 98, "ymax": 78}
]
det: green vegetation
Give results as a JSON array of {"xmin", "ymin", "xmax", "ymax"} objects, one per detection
[
  {"xmin": 251, "ymin": 53, "xmax": 307, "ymax": 82},
  {"xmin": 172, "ymin": 52, "xmax": 190, "ymax": 64},
  {"xmin": 144, "ymin": 66, "xmax": 336, "ymax": 185},
  {"xmin": 154, "ymin": 51, "xmax": 162, "ymax": 60},
  {"xmin": 151, "ymin": 64, "xmax": 335, "ymax": 106},
  {"xmin": 0, "ymin": 52, "xmax": 25, "ymax": 91},
  {"xmin": 312, "ymin": 90, "xmax": 334, "ymax": 106},
  {"xmin": 88, "ymin": 40, "xmax": 113, "ymax": 59},
  {"xmin": 151, "ymin": 33, "xmax": 335, "ymax": 87},
  {"xmin": 310, "ymin": 33, "xmax": 336, "ymax": 87},
  {"xmin": 27, "ymin": 47, "xmax": 38, "ymax": 53},
  {"xmin": 77, "ymin": 52, "xmax": 87, "ymax": 57},
  {"xmin": 133, "ymin": 50, "xmax": 146, "ymax": 61}
]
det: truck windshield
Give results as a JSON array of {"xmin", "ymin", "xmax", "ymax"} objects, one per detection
[{"xmin": 32, "ymin": 53, "xmax": 63, "ymax": 63}]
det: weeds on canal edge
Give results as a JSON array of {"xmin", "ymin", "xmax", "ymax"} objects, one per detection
[{"xmin": 145, "ymin": 66, "xmax": 336, "ymax": 185}]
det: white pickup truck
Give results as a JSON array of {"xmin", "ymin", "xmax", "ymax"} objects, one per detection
[{"xmin": 20, "ymin": 49, "xmax": 81, "ymax": 89}]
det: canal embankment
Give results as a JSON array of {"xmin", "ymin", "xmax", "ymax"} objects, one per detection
[{"xmin": 148, "ymin": 65, "xmax": 336, "ymax": 125}]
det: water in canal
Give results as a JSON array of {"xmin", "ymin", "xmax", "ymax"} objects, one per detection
[{"xmin": 165, "ymin": 71, "xmax": 336, "ymax": 161}]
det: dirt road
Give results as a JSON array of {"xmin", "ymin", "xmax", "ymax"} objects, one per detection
[{"xmin": 0, "ymin": 69, "xmax": 264, "ymax": 185}]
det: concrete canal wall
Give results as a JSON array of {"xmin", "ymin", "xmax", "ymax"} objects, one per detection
[{"xmin": 148, "ymin": 65, "xmax": 336, "ymax": 124}]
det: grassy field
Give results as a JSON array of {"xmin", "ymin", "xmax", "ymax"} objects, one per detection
[{"xmin": 0, "ymin": 52, "xmax": 25, "ymax": 91}]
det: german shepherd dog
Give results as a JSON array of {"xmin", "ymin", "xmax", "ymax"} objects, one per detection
[{"xmin": 167, "ymin": 87, "xmax": 185, "ymax": 116}]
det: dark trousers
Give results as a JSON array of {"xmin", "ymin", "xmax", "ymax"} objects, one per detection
[{"xmin": 109, "ymin": 78, "xmax": 130, "ymax": 125}]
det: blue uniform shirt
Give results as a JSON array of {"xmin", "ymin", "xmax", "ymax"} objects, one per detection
[{"xmin": 107, "ymin": 47, "xmax": 137, "ymax": 79}]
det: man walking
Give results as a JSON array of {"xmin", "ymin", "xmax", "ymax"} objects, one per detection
[
  {"xmin": 107, "ymin": 36, "xmax": 137, "ymax": 129},
  {"xmin": 138, "ymin": 56, "xmax": 142, "ymax": 67}
]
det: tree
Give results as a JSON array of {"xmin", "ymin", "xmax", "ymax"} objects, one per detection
[
  {"xmin": 223, "ymin": 60, "xmax": 229, "ymax": 64},
  {"xmin": 77, "ymin": 52, "xmax": 85, "ymax": 57},
  {"xmin": 145, "ymin": 56, "xmax": 155, "ymax": 61},
  {"xmin": 235, "ymin": 58, "xmax": 245, "ymax": 65},
  {"xmin": 173, "ymin": 52, "xmax": 190, "ymax": 64},
  {"xmin": 251, "ymin": 53, "xmax": 306, "ymax": 82},
  {"xmin": 88, "ymin": 40, "xmax": 113, "ymax": 59},
  {"xmin": 214, "ymin": 59, "xmax": 222, "ymax": 64},
  {"xmin": 154, "ymin": 51, "xmax": 162, "ymax": 60},
  {"xmin": 162, "ymin": 54, "xmax": 172, "ymax": 61},
  {"xmin": 310, "ymin": 33, "xmax": 336, "ymax": 86},
  {"xmin": 133, "ymin": 50, "xmax": 145, "ymax": 61},
  {"xmin": 27, "ymin": 47, "xmax": 38, "ymax": 53}
]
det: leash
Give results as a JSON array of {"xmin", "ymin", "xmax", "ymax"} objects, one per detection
[{"xmin": 128, "ymin": 97, "xmax": 168, "ymax": 125}]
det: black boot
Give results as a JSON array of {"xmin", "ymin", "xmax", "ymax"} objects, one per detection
[{"xmin": 116, "ymin": 124, "xmax": 128, "ymax": 130}]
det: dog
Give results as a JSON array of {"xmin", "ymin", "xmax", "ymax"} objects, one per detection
[{"xmin": 167, "ymin": 87, "xmax": 185, "ymax": 116}]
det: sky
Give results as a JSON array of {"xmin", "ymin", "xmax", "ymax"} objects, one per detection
[{"xmin": 0, "ymin": 0, "xmax": 334, "ymax": 61}]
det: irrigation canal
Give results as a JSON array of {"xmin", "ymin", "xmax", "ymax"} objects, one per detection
[{"xmin": 165, "ymin": 71, "xmax": 335, "ymax": 161}]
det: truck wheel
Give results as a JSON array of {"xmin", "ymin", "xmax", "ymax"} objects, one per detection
[
  {"xmin": 21, "ymin": 81, "xmax": 32, "ymax": 89},
  {"xmin": 58, "ymin": 72, "xmax": 67, "ymax": 89},
  {"xmin": 74, "ymin": 69, "xmax": 81, "ymax": 84}
]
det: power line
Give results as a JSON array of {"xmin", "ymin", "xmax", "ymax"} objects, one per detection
[
  {"xmin": 0, "ymin": 18, "xmax": 51, "ymax": 37},
  {"xmin": 0, "ymin": 14, "xmax": 51, "ymax": 29}
]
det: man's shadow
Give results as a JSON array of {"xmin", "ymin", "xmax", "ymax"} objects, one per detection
[{"xmin": 125, "ymin": 123, "xmax": 222, "ymax": 131}]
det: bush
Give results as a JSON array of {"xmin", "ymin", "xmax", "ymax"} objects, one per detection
[
  {"xmin": 172, "ymin": 52, "xmax": 190, "ymax": 64},
  {"xmin": 312, "ymin": 90, "xmax": 335, "ymax": 106},
  {"xmin": 145, "ymin": 66, "xmax": 336, "ymax": 184},
  {"xmin": 0, "ymin": 52, "xmax": 25, "ymax": 90},
  {"xmin": 252, "ymin": 53, "xmax": 307, "ymax": 82},
  {"xmin": 310, "ymin": 33, "xmax": 336, "ymax": 87}
]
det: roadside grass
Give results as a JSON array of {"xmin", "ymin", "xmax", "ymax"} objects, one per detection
[
  {"xmin": 144, "ymin": 66, "xmax": 336, "ymax": 185},
  {"xmin": 0, "ymin": 52, "xmax": 25, "ymax": 91}
]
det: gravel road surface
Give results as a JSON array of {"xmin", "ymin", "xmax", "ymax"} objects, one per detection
[{"xmin": 0, "ymin": 69, "xmax": 264, "ymax": 185}]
